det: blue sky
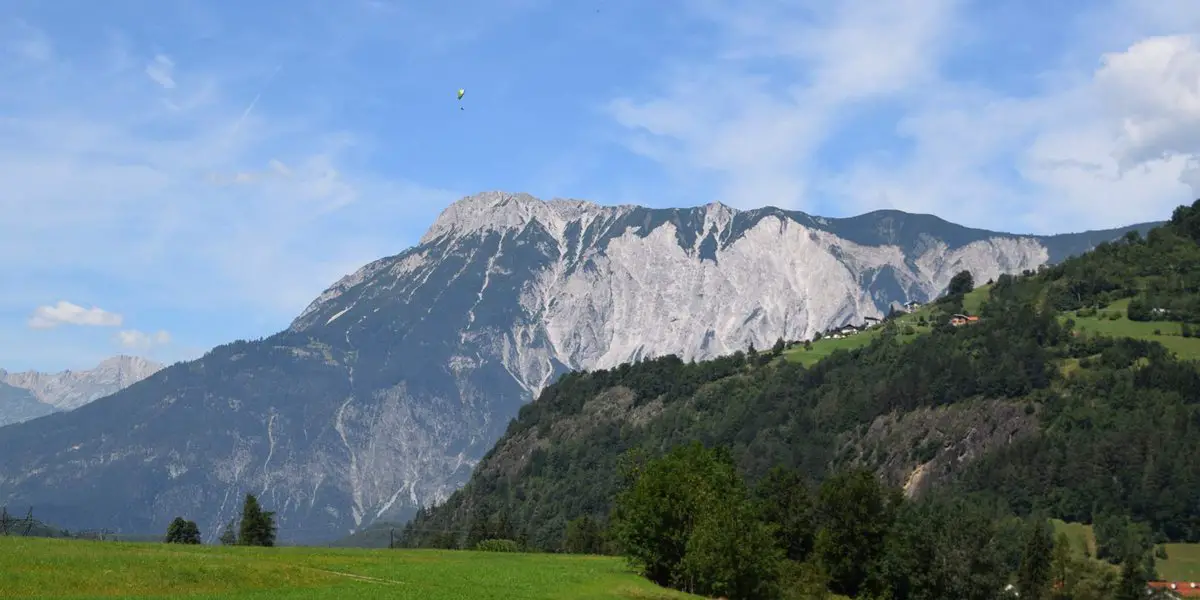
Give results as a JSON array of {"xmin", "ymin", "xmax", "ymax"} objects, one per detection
[{"xmin": 3, "ymin": 0, "xmax": 1200, "ymax": 371}]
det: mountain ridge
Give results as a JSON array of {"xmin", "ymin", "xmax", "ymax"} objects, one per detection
[
  {"xmin": 397, "ymin": 200, "xmax": 1200, "ymax": 552},
  {"xmin": 0, "ymin": 355, "xmax": 163, "ymax": 427},
  {"xmin": 0, "ymin": 192, "xmax": 1162, "ymax": 543}
]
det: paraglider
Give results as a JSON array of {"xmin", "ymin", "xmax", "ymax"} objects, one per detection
[{"xmin": 457, "ymin": 88, "xmax": 465, "ymax": 110}]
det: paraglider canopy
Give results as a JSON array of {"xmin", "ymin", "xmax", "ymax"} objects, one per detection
[{"xmin": 457, "ymin": 89, "xmax": 465, "ymax": 100}]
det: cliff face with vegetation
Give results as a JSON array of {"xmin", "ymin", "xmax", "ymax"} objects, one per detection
[{"xmin": 399, "ymin": 200, "xmax": 1200, "ymax": 554}]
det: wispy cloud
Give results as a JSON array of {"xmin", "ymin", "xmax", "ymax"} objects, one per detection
[
  {"xmin": 115, "ymin": 329, "xmax": 171, "ymax": 350},
  {"xmin": 144, "ymin": 54, "xmax": 175, "ymax": 89},
  {"xmin": 0, "ymin": 19, "xmax": 454, "ymax": 317},
  {"xmin": 605, "ymin": 0, "xmax": 961, "ymax": 211},
  {"xmin": 0, "ymin": 7, "xmax": 460, "ymax": 369},
  {"xmin": 28, "ymin": 301, "xmax": 123, "ymax": 329},
  {"xmin": 602, "ymin": 0, "xmax": 1200, "ymax": 233},
  {"xmin": 231, "ymin": 63, "xmax": 282, "ymax": 136}
]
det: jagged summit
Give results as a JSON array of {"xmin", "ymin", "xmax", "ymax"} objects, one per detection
[
  {"xmin": 421, "ymin": 192, "xmax": 621, "ymax": 245},
  {"xmin": 416, "ymin": 192, "xmax": 1107, "ymax": 256},
  {"xmin": 420, "ymin": 192, "xmax": 746, "ymax": 247}
]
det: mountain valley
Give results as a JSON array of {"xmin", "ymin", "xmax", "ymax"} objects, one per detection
[{"xmin": 0, "ymin": 192, "xmax": 1160, "ymax": 543}]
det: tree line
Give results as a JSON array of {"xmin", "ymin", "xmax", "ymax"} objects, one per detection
[
  {"xmin": 604, "ymin": 441, "xmax": 1164, "ymax": 600},
  {"xmin": 163, "ymin": 493, "xmax": 277, "ymax": 547}
]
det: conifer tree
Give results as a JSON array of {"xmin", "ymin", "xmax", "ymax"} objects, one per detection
[
  {"xmin": 1017, "ymin": 517, "xmax": 1055, "ymax": 600},
  {"xmin": 237, "ymin": 493, "xmax": 277, "ymax": 547}
]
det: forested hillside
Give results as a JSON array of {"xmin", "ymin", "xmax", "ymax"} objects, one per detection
[{"xmin": 399, "ymin": 201, "xmax": 1200, "ymax": 558}]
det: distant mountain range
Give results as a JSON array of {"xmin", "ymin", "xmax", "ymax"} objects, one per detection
[
  {"xmin": 0, "ymin": 192, "xmax": 1161, "ymax": 543},
  {"xmin": 0, "ymin": 356, "xmax": 163, "ymax": 427}
]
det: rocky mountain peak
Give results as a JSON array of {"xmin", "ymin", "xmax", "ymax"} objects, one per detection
[
  {"xmin": 0, "ymin": 355, "xmax": 163, "ymax": 413},
  {"xmin": 419, "ymin": 191, "xmax": 628, "ymax": 246}
]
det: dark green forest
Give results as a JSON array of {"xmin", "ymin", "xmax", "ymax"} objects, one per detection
[{"xmin": 397, "ymin": 200, "xmax": 1200, "ymax": 599}]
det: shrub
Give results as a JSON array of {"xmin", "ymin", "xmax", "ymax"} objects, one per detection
[{"xmin": 475, "ymin": 539, "xmax": 520, "ymax": 552}]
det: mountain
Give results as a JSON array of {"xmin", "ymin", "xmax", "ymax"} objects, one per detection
[
  {"xmin": 0, "ymin": 356, "xmax": 163, "ymax": 427},
  {"xmin": 0, "ymin": 382, "xmax": 53, "ymax": 428},
  {"xmin": 399, "ymin": 200, "xmax": 1200, "ymax": 552},
  {"xmin": 0, "ymin": 192, "xmax": 1159, "ymax": 544}
]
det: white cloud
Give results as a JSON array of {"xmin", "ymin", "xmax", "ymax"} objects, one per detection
[
  {"xmin": 604, "ymin": 0, "xmax": 1200, "ymax": 233},
  {"xmin": 0, "ymin": 21, "xmax": 456, "ymax": 321},
  {"xmin": 1096, "ymin": 35, "xmax": 1200, "ymax": 171},
  {"xmin": 115, "ymin": 329, "xmax": 171, "ymax": 350},
  {"xmin": 28, "ymin": 301, "xmax": 123, "ymax": 329},
  {"xmin": 144, "ymin": 54, "xmax": 176, "ymax": 89},
  {"xmin": 605, "ymin": 0, "xmax": 962, "ymax": 210}
]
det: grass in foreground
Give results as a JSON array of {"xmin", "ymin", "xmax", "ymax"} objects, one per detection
[{"xmin": 0, "ymin": 537, "xmax": 697, "ymax": 600}]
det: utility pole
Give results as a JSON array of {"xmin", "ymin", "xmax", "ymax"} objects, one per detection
[
  {"xmin": 389, "ymin": 527, "xmax": 395, "ymax": 549},
  {"xmin": 21, "ymin": 508, "xmax": 35, "ymax": 536}
]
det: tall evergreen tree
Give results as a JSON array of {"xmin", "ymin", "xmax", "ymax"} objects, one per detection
[
  {"xmin": 1115, "ymin": 553, "xmax": 1150, "ymax": 600},
  {"xmin": 1017, "ymin": 517, "xmax": 1055, "ymax": 600},
  {"xmin": 237, "ymin": 493, "xmax": 277, "ymax": 547},
  {"xmin": 1050, "ymin": 532, "xmax": 1073, "ymax": 593}
]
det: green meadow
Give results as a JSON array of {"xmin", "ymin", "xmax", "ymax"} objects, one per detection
[
  {"xmin": 1050, "ymin": 520, "xmax": 1200, "ymax": 582},
  {"xmin": 1062, "ymin": 298, "xmax": 1200, "ymax": 361},
  {"xmin": 0, "ymin": 536, "xmax": 696, "ymax": 600}
]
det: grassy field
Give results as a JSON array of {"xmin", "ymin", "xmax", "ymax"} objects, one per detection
[
  {"xmin": 1051, "ymin": 519, "xmax": 1098, "ymax": 557},
  {"xmin": 782, "ymin": 330, "xmax": 880, "ymax": 366},
  {"xmin": 962, "ymin": 284, "xmax": 991, "ymax": 315},
  {"xmin": 1050, "ymin": 520, "xmax": 1200, "ymax": 581},
  {"xmin": 781, "ymin": 297, "xmax": 945, "ymax": 367},
  {"xmin": 0, "ymin": 537, "xmax": 697, "ymax": 600},
  {"xmin": 1062, "ymin": 298, "xmax": 1200, "ymax": 360},
  {"xmin": 778, "ymin": 282, "xmax": 1200, "ymax": 371},
  {"xmin": 1160, "ymin": 544, "xmax": 1200, "ymax": 581}
]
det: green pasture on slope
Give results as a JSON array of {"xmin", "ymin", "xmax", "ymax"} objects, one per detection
[
  {"xmin": 1051, "ymin": 520, "xmax": 1200, "ymax": 581},
  {"xmin": 0, "ymin": 536, "xmax": 696, "ymax": 600},
  {"xmin": 782, "ymin": 297, "xmax": 941, "ymax": 367},
  {"xmin": 1051, "ymin": 519, "xmax": 1099, "ymax": 557},
  {"xmin": 1063, "ymin": 298, "xmax": 1200, "ymax": 360}
]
